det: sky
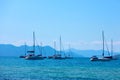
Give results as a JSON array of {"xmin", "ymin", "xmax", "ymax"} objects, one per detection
[{"xmin": 0, "ymin": 0, "xmax": 120, "ymax": 51}]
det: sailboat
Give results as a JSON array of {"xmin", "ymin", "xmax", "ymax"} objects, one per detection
[
  {"xmin": 90, "ymin": 31, "xmax": 111, "ymax": 61},
  {"xmin": 53, "ymin": 36, "xmax": 65, "ymax": 59},
  {"xmin": 64, "ymin": 44, "xmax": 73, "ymax": 59},
  {"xmin": 25, "ymin": 32, "xmax": 44, "ymax": 60},
  {"xmin": 48, "ymin": 41, "xmax": 57, "ymax": 59}
]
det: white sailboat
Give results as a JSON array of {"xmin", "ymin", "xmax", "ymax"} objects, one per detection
[
  {"xmin": 90, "ymin": 31, "xmax": 111, "ymax": 61},
  {"xmin": 25, "ymin": 32, "xmax": 44, "ymax": 60}
]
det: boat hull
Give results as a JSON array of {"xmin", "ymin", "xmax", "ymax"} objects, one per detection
[
  {"xmin": 25, "ymin": 56, "xmax": 44, "ymax": 60},
  {"xmin": 91, "ymin": 58, "xmax": 111, "ymax": 61}
]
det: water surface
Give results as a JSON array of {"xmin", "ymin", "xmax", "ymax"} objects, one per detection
[{"xmin": 0, "ymin": 56, "xmax": 120, "ymax": 80}]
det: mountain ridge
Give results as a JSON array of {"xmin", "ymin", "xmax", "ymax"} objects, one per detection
[{"xmin": 0, "ymin": 44, "xmax": 120, "ymax": 57}]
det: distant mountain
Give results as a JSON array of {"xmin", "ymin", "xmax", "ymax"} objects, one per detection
[
  {"xmin": 0, "ymin": 44, "xmax": 120, "ymax": 58},
  {"xmin": 0, "ymin": 44, "xmax": 55, "ymax": 56},
  {"xmin": 0, "ymin": 44, "xmax": 82, "ymax": 57}
]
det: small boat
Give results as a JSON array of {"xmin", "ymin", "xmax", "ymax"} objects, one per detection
[
  {"xmin": 54, "ymin": 36, "xmax": 66, "ymax": 59},
  {"xmin": 48, "ymin": 36, "xmax": 66, "ymax": 59},
  {"xmin": 53, "ymin": 54, "xmax": 64, "ymax": 59},
  {"xmin": 90, "ymin": 56, "xmax": 99, "ymax": 61},
  {"xmin": 48, "ymin": 54, "xmax": 65, "ymax": 59},
  {"xmin": 48, "ymin": 54, "xmax": 58, "ymax": 59},
  {"xmin": 25, "ymin": 32, "xmax": 44, "ymax": 60},
  {"xmin": 65, "ymin": 44, "xmax": 73, "ymax": 59}
]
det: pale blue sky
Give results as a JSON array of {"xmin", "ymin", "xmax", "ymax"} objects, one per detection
[{"xmin": 0, "ymin": 0, "xmax": 120, "ymax": 51}]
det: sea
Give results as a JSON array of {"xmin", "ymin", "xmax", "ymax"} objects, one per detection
[{"xmin": 0, "ymin": 56, "xmax": 120, "ymax": 80}]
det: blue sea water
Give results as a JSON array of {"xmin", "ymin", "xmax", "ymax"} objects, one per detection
[{"xmin": 0, "ymin": 57, "xmax": 120, "ymax": 80}]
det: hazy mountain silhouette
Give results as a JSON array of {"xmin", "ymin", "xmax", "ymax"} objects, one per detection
[
  {"xmin": 0, "ymin": 44, "xmax": 120, "ymax": 58},
  {"xmin": 0, "ymin": 44, "xmax": 82, "ymax": 57}
]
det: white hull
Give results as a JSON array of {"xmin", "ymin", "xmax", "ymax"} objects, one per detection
[{"xmin": 25, "ymin": 56, "xmax": 44, "ymax": 60}]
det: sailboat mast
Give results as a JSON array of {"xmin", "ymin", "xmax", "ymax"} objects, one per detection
[
  {"xmin": 102, "ymin": 31, "xmax": 104, "ymax": 57},
  {"xmin": 111, "ymin": 39, "xmax": 113, "ymax": 56},
  {"xmin": 25, "ymin": 42, "xmax": 27, "ymax": 56},
  {"xmin": 54, "ymin": 41, "xmax": 56, "ymax": 55},
  {"xmin": 33, "ymin": 32, "xmax": 35, "ymax": 53},
  {"xmin": 69, "ymin": 44, "xmax": 71, "ymax": 57},
  {"xmin": 60, "ymin": 36, "xmax": 61, "ymax": 54},
  {"xmin": 40, "ymin": 42, "xmax": 43, "ymax": 55}
]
